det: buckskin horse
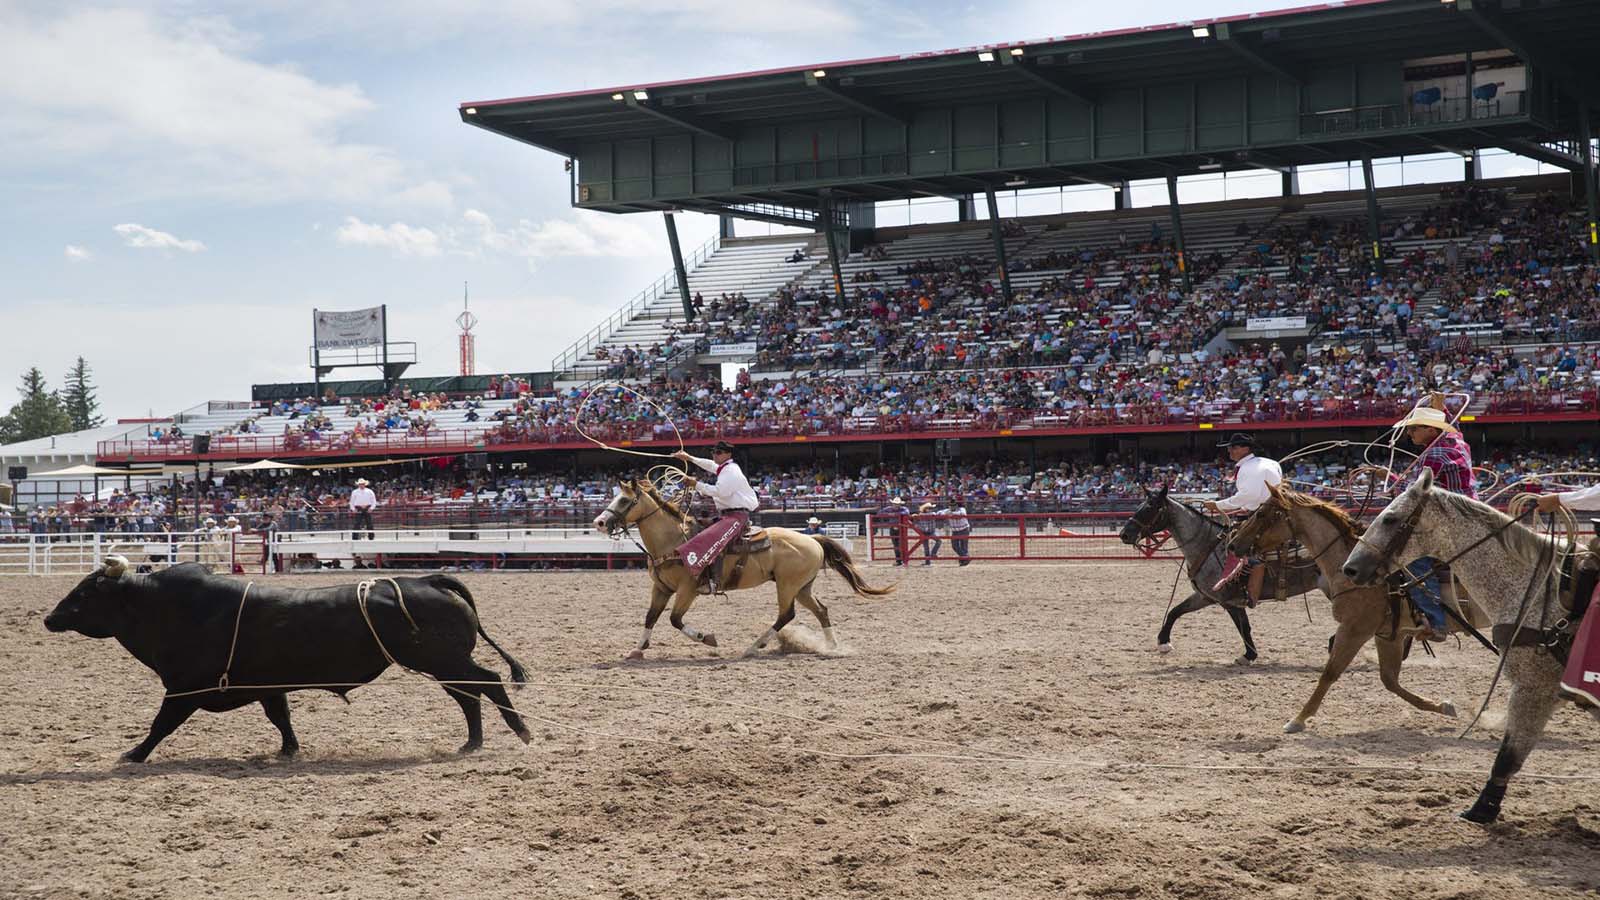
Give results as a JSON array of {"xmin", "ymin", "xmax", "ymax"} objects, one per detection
[
  {"xmin": 1343, "ymin": 469, "xmax": 1600, "ymax": 823},
  {"xmin": 594, "ymin": 479, "xmax": 893, "ymax": 659},
  {"xmin": 1120, "ymin": 485, "xmax": 1320, "ymax": 664},
  {"xmin": 1229, "ymin": 483, "xmax": 1487, "ymax": 734}
]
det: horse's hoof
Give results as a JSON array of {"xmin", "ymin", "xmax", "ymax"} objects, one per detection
[
  {"xmin": 701, "ymin": 633, "xmax": 719, "ymax": 648},
  {"xmin": 457, "ymin": 741, "xmax": 483, "ymax": 755},
  {"xmin": 1439, "ymin": 700, "xmax": 1457, "ymax": 718},
  {"xmin": 1283, "ymin": 720, "xmax": 1305, "ymax": 734},
  {"xmin": 1459, "ymin": 805, "xmax": 1499, "ymax": 825},
  {"xmin": 625, "ymin": 649, "xmax": 645, "ymax": 661},
  {"xmin": 742, "ymin": 645, "xmax": 761, "ymax": 658},
  {"xmin": 1157, "ymin": 643, "xmax": 1173, "ymax": 655},
  {"xmin": 1234, "ymin": 655, "xmax": 1256, "ymax": 666},
  {"xmin": 118, "ymin": 750, "xmax": 148, "ymax": 764},
  {"xmin": 277, "ymin": 746, "xmax": 299, "ymax": 759},
  {"xmin": 516, "ymin": 729, "xmax": 533, "ymax": 745}
]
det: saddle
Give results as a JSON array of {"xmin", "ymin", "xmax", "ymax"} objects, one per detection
[{"xmin": 690, "ymin": 517, "xmax": 772, "ymax": 595}]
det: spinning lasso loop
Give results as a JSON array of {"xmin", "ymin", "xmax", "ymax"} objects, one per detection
[
  {"xmin": 570, "ymin": 381, "xmax": 693, "ymax": 494},
  {"xmin": 1274, "ymin": 393, "xmax": 1476, "ymax": 512}
]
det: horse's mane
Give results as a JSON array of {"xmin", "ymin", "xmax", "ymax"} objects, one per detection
[
  {"xmin": 637, "ymin": 480, "xmax": 688, "ymax": 523},
  {"xmin": 1276, "ymin": 489, "xmax": 1363, "ymax": 539}
]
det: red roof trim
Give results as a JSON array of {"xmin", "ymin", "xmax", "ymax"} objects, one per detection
[{"xmin": 460, "ymin": 0, "xmax": 1402, "ymax": 109}]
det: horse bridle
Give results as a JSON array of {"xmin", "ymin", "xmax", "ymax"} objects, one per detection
[
  {"xmin": 1129, "ymin": 496, "xmax": 1227, "ymax": 558},
  {"xmin": 1353, "ymin": 492, "xmax": 1430, "ymax": 574}
]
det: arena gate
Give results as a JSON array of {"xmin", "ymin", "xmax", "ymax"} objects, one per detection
[{"xmin": 865, "ymin": 513, "xmax": 1178, "ymax": 564}]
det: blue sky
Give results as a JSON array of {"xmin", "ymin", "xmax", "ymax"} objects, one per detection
[{"xmin": 0, "ymin": 1, "xmax": 1545, "ymax": 420}]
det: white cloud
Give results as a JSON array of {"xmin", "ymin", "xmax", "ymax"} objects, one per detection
[
  {"xmin": 335, "ymin": 216, "xmax": 442, "ymax": 257},
  {"xmin": 0, "ymin": 7, "xmax": 450, "ymax": 211},
  {"xmin": 113, "ymin": 223, "xmax": 207, "ymax": 253},
  {"xmin": 64, "ymin": 244, "xmax": 92, "ymax": 261},
  {"xmin": 459, "ymin": 209, "xmax": 657, "ymax": 262},
  {"xmin": 332, "ymin": 209, "xmax": 656, "ymax": 265}
]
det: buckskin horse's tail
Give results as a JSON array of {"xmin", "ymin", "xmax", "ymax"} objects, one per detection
[
  {"xmin": 814, "ymin": 536, "xmax": 896, "ymax": 598},
  {"xmin": 427, "ymin": 574, "xmax": 529, "ymax": 689}
]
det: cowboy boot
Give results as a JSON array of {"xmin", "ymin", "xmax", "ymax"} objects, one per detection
[
  {"xmin": 1213, "ymin": 553, "xmax": 1248, "ymax": 592},
  {"xmin": 1247, "ymin": 563, "xmax": 1268, "ymax": 609}
]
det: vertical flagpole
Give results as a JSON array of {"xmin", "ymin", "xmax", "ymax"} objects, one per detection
[{"xmin": 312, "ymin": 309, "xmax": 321, "ymax": 399}]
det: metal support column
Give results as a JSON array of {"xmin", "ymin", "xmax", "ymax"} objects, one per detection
[
  {"xmin": 820, "ymin": 194, "xmax": 846, "ymax": 305},
  {"xmin": 1281, "ymin": 165, "xmax": 1300, "ymax": 197},
  {"xmin": 983, "ymin": 189, "xmax": 1014, "ymax": 304},
  {"xmin": 718, "ymin": 215, "xmax": 735, "ymax": 239},
  {"xmin": 1360, "ymin": 157, "xmax": 1386, "ymax": 277},
  {"xmin": 1165, "ymin": 175, "xmax": 1192, "ymax": 294},
  {"xmin": 1464, "ymin": 149, "xmax": 1482, "ymax": 183},
  {"xmin": 664, "ymin": 212, "xmax": 695, "ymax": 322},
  {"xmin": 1582, "ymin": 104, "xmax": 1599, "ymax": 264},
  {"xmin": 957, "ymin": 194, "xmax": 977, "ymax": 221},
  {"xmin": 1113, "ymin": 180, "xmax": 1131, "ymax": 210}
]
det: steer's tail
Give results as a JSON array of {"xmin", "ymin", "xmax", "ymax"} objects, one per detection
[
  {"xmin": 427, "ymin": 574, "xmax": 529, "ymax": 689},
  {"xmin": 815, "ymin": 536, "xmax": 896, "ymax": 598}
]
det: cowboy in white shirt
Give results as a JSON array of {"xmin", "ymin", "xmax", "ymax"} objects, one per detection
[
  {"xmin": 1204, "ymin": 433, "xmax": 1283, "ymax": 605},
  {"xmin": 349, "ymin": 478, "xmax": 378, "ymax": 540},
  {"xmin": 672, "ymin": 441, "xmax": 759, "ymax": 592}
]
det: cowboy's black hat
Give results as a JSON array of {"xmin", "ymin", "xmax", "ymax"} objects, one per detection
[
  {"xmin": 710, "ymin": 440, "xmax": 736, "ymax": 454},
  {"xmin": 1215, "ymin": 432, "xmax": 1258, "ymax": 450}
]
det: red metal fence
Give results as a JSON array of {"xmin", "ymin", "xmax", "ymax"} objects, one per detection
[{"xmin": 865, "ymin": 513, "xmax": 1180, "ymax": 563}]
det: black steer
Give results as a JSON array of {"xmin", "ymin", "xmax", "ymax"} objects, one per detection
[{"xmin": 44, "ymin": 557, "xmax": 531, "ymax": 761}]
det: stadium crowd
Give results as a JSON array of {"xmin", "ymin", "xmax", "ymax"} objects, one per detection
[{"xmin": 8, "ymin": 445, "xmax": 1596, "ymax": 536}]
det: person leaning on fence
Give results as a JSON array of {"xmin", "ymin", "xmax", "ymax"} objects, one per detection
[
  {"xmin": 945, "ymin": 499, "xmax": 972, "ymax": 566},
  {"xmin": 800, "ymin": 516, "xmax": 825, "ymax": 536},
  {"xmin": 878, "ymin": 496, "xmax": 910, "ymax": 566},
  {"xmin": 350, "ymin": 478, "xmax": 378, "ymax": 540},
  {"xmin": 917, "ymin": 501, "xmax": 944, "ymax": 565},
  {"xmin": 1205, "ymin": 433, "xmax": 1283, "ymax": 606}
]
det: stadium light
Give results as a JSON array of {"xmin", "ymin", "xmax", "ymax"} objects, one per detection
[
  {"xmin": 464, "ymin": 107, "xmax": 477, "ymax": 115},
  {"xmin": 976, "ymin": 50, "xmax": 996, "ymax": 63},
  {"xmin": 1192, "ymin": 25, "xmax": 1210, "ymax": 38},
  {"xmin": 632, "ymin": 90, "xmax": 650, "ymax": 101},
  {"xmin": 1197, "ymin": 162, "xmax": 1223, "ymax": 171},
  {"xmin": 611, "ymin": 93, "xmax": 625, "ymax": 101},
  {"xmin": 1004, "ymin": 177, "xmax": 1028, "ymax": 187},
  {"xmin": 812, "ymin": 69, "xmax": 827, "ymax": 78},
  {"xmin": 1009, "ymin": 48, "xmax": 1024, "ymax": 57}
]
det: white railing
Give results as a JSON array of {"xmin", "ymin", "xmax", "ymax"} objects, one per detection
[
  {"xmin": 0, "ymin": 532, "xmax": 266, "ymax": 576},
  {"xmin": 549, "ymin": 232, "xmax": 720, "ymax": 376}
]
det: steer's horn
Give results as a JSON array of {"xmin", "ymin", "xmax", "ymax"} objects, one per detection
[{"xmin": 102, "ymin": 555, "xmax": 129, "ymax": 578}]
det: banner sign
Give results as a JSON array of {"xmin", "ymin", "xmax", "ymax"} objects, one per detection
[
  {"xmin": 1246, "ymin": 316, "xmax": 1307, "ymax": 331},
  {"xmin": 705, "ymin": 341, "xmax": 758, "ymax": 358},
  {"xmin": 314, "ymin": 307, "xmax": 386, "ymax": 350}
]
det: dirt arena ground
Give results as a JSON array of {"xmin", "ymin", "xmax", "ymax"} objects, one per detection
[{"xmin": 4, "ymin": 563, "xmax": 1599, "ymax": 899}]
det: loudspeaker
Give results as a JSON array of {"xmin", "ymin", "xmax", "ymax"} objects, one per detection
[
  {"xmin": 464, "ymin": 452, "xmax": 489, "ymax": 470},
  {"xmin": 192, "ymin": 434, "xmax": 211, "ymax": 454},
  {"xmin": 6, "ymin": 466, "xmax": 25, "ymax": 481}
]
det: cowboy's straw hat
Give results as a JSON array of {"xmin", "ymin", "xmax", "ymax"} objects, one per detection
[
  {"xmin": 1394, "ymin": 405, "xmax": 1457, "ymax": 434},
  {"xmin": 806, "ymin": 516, "xmax": 822, "ymax": 525},
  {"xmin": 354, "ymin": 478, "xmax": 371, "ymax": 486}
]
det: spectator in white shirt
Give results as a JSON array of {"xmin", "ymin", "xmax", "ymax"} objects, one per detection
[{"xmin": 350, "ymin": 478, "xmax": 378, "ymax": 540}]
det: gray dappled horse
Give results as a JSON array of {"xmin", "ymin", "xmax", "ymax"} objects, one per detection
[
  {"xmin": 1120, "ymin": 485, "xmax": 1320, "ymax": 665},
  {"xmin": 1344, "ymin": 469, "xmax": 1600, "ymax": 824}
]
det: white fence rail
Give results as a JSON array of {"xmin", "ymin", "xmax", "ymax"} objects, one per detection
[{"xmin": 0, "ymin": 533, "xmax": 266, "ymax": 576}]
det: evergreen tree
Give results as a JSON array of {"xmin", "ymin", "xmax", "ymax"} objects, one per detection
[
  {"xmin": 0, "ymin": 368, "xmax": 73, "ymax": 444},
  {"xmin": 60, "ymin": 356, "xmax": 104, "ymax": 431}
]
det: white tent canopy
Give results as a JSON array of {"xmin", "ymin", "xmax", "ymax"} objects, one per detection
[{"xmin": 30, "ymin": 463, "xmax": 163, "ymax": 478}]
